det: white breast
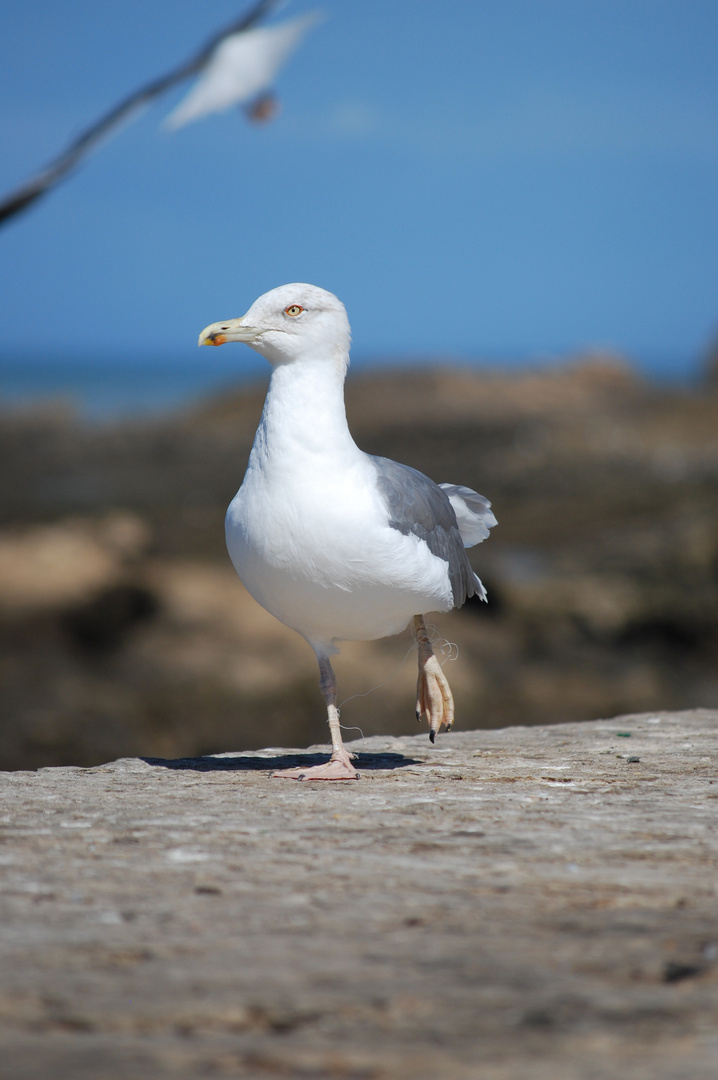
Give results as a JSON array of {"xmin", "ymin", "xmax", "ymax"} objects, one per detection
[{"xmin": 225, "ymin": 449, "xmax": 454, "ymax": 648}]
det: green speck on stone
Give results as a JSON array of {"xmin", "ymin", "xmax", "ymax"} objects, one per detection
[{"xmin": 616, "ymin": 732, "xmax": 632, "ymax": 738}]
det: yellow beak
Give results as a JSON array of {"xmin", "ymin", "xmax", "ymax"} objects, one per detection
[{"xmin": 198, "ymin": 317, "xmax": 263, "ymax": 347}]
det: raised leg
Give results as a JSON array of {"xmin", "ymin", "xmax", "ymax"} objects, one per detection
[
  {"xmin": 414, "ymin": 615, "xmax": 454, "ymax": 743},
  {"xmin": 273, "ymin": 654, "xmax": 359, "ymax": 781}
]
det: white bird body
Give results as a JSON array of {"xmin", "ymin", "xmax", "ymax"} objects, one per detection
[
  {"xmin": 226, "ymin": 358, "xmax": 455, "ymax": 649},
  {"xmin": 199, "ymin": 283, "xmax": 496, "ymax": 780}
]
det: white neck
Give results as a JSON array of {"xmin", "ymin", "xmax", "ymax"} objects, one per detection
[{"xmin": 248, "ymin": 358, "xmax": 358, "ymax": 477}]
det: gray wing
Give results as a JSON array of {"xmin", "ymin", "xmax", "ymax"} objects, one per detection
[{"xmin": 371, "ymin": 456, "xmax": 480, "ymax": 608}]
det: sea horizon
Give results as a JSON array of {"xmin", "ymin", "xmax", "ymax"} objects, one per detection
[{"xmin": 0, "ymin": 348, "xmax": 706, "ymax": 422}]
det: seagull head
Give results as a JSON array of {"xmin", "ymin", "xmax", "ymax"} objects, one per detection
[{"xmin": 198, "ymin": 283, "xmax": 351, "ymax": 369}]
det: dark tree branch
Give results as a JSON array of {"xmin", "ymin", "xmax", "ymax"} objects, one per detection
[{"xmin": 0, "ymin": 0, "xmax": 281, "ymax": 227}]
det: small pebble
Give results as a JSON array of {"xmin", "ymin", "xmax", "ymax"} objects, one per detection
[{"xmin": 627, "ymin": 756, "xmax": 640, "ymax": 763}]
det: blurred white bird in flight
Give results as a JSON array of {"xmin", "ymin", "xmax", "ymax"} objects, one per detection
[
  {"xmin": 165, "ymin": 12, "xmax": 321, "ymax": 129},
  {"xmin": 0, "ymin": 1, "xmax": 317, "ymax": 226},
  {"xmin": 199, "ymin": 284, "xmax": 497, "ymax": 782}
]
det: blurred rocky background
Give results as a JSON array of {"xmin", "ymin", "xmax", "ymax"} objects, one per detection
[{"xmin": 2, "ymin": 357, "xmax": 718, "ymax": 770}]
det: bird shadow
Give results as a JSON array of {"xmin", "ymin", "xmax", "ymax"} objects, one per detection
[{"xmin": 142, "ymin": 750, "xmax": 422, "ymax": 773}]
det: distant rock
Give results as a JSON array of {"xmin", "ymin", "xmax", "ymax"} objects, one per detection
[{"xmin": 1, "ymin": 362, "xmax": 717, "ymax": 771}]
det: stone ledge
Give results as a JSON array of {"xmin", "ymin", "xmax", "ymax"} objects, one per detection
[{"xmin": 1, "ymin": 709, "xmax": 717, "ymax": 1079}]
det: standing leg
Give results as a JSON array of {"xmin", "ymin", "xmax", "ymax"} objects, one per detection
[
  {"xmin": 414, "ymin": 615, "xmax": 455, "ymax": 743},
  {"xmin": 273, "ymin": 653, "xmax": 359, "ymax": 781}
]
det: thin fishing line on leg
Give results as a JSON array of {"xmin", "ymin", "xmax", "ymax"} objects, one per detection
[
  {"xmin": 416, "ymin": 620, "xmax": 460, "ymax": 667},
  {"xmin": 336, "ymin": 639, "xmax": 418, "ymax": 712}
]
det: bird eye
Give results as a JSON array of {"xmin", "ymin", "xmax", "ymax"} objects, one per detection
[{"xmin": 285, "ymin": 305, "xmax": 304, "ymax": 317}]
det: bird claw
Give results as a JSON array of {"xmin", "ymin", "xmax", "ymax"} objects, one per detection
[
  {"xmin": 416, "ymin": 651, "xmax": 455, "ymax": 742},
  {"xmin": 273, "ymin": 752, "xmax": 359, "ymax": 781}
]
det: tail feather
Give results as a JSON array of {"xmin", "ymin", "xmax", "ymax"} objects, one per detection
[{"xmin": 440, "ymin": 483, "xmax": 497, "ymax": 548}]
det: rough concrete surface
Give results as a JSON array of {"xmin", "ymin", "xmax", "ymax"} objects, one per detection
[{"xmin": 1, "ymin": 709, "xmax": 717, "ymax": 1079}]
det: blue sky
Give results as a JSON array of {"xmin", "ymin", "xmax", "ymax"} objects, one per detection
[{"xmin": 1, "ymin": 0, "xmax": 717, "ymax": 375}]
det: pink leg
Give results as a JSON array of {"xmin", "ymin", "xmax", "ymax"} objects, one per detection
[
  {"xmin": 273, "ymin": 655, "xmax": 359, "ymax": 781},
  {"xmin": 414, "ymin": 615, "xmax": 454, "ymax": 743}
]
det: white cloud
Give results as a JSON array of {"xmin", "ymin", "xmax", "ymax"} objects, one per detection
[
  {"xmin": 287, "ymin": 86, "xmax": 718, "ymax": 164},
  {"xmin": 324, "ymin": 101, "xmax": 379, "ymax": 139}
]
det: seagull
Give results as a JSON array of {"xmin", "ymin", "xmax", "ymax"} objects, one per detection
[
  {"xmin": 164, "ymin": 13, "xmax": 320, "ymax": 130},
  {"xmin": 198, "ymin": 284, "xmax": 497, "ymax": 781}
]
